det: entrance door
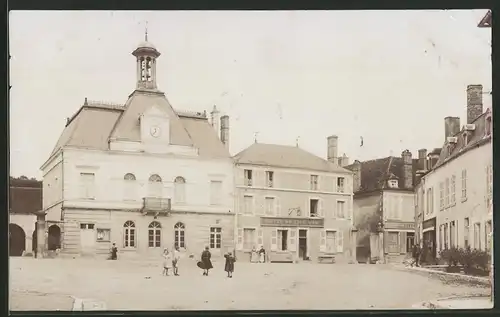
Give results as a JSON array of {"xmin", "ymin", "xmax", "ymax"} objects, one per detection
[
  {"xmin": 80, "ymin": 223, "xmax": 95, "ymax": 254},
  {"xmin": 387, "ymin": 232, "xmax": 399, "ymax": 254},
  {"xmin": 406, "ymin": 232, "xmax": 415, "ymax": 254},
  {"xmin": 298, "ymin": 229, "xmax": 307, "ymax": 260}
]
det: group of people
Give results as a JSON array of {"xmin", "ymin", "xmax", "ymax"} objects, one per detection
[
  {"xmin": 410, "ymin": 242, "xmax": 433, "ymax": 267},
  {"xmin": 109, "ymin": 243, "xmax": 237, "ymax": 278},
  {"xmin": 199, "ymin": 246, "xmax": 236, "ymax": 278},
  {"xmin": 250, "ymin": 246, "xmax": 266, "ymax": 263}
]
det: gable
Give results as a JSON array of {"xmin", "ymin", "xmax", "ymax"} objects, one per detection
[{"xmin": 109, "ymin": 91, "xmax": 193, "ymax": 146}]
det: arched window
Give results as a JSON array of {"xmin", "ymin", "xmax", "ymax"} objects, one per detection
[
  {"xmin": 148, "ymin": 221, "xmax": 161, "ymax": 248},
  {"xmin": 123, "ymin": 221, "xmax": 136, "ymax": 248},
  {"xmin": 174, "ymin": 222, "xmax": 185, "ymax": 249},
  {"xmin": 123, "ymin": 173, "xmax": 137, "ymax": 200},
  {"xmin": 148, "ymin": 174, "xmax": 163, "ymax": 197},
  {"xmin": 174, "ymin": 176, "xmax": 186, "ymax": 204}
]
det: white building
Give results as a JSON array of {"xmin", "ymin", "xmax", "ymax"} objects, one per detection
[
  {"xmin": 40, "ymin": 35, "xmax": 235, "ymax": 258},
  {"xmin": 420, "ymin": 85, "xmax": 492, "ymax": 257},
  {"xmin": 233, "ymin": 137, "xmax": 356, "ymax": 263}
]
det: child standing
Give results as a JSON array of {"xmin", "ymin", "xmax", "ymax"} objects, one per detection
[{"xmin": 162, "ymin": 248, "xmax": 173, "ymax": 276}]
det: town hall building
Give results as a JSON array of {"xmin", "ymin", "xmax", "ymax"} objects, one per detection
[{"xmin": 40, "ymin": 34, "xmax": 235, "ymax": 258}]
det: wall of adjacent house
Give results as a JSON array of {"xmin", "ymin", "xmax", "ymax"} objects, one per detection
[
  {"xmin": 353, "ymin": 193, "xmax": 381, "ymax": 246},
  {"xmin": 235, "ymin": 164, "xmax": 354, "ymax": 262},
  {"xmin": 423, "ymin": 141, "xmax": 492, "ymax": 253},
  {"xmin": 382, "ymin": 190, "xmax": 414, "ymax": 223}
]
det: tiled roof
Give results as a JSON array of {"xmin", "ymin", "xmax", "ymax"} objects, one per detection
[
  {"xmin": 434, "ymin": 110, "xmax": 491, "ymax": 169},
  {"xmin": 345, "ymin": 156, "xmax": 418, "ymax": 192},
  {"xmin": 9, "ymin": 178, "xmax": 42, "ymax": 214},
  {"xmin": 234, "ymin": 143, "xmax": 352, "ymax": 174},
  {"xmin": 49, "ymin": 91, "xmax": 230, "ymax": 159}
]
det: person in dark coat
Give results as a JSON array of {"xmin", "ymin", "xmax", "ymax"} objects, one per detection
[
  {"xmin": 110, "ymin": 243, "xmax": 118, "ymax": 260},
  {"xmin": 224, "ymin": 251, "xmax": 236, "ymax": 278},
  {"xmin": 410, "ymin": 243, "xmax": 420, "ymax": 267},
  {"xmin": 201, "ymin": 246, "xmax": 213, "ymax": 276}
]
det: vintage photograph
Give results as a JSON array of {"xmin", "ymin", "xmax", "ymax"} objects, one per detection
[{"xmin": 9, "ymin": 10, "xmax": 492, "ymax": 310}]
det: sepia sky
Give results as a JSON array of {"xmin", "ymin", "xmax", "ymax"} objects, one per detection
[{"xmin": 9, "ymin": 10, "xmax": 491, "ymax": 178}]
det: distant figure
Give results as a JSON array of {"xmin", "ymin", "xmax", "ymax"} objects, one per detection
[
  {"xmin": 410, "ymin": 243, "xmax": 420, "ymax": 267},
  {"xmin": 201, "ymin": 246, "xmax": 213, "ymax": 276},
  {"xmin": 163, "ymin": 248, "xmax": 173, "ymax": 276},
  {"xmin": 172, "ymin": 245, "xmax": 181, "ymax": 276},
  {"xmin": 224, "ymin": 251, "xmax": 236, "ymax": 278},
  {"xmin": 110, "ymin": 243, "xmax": 118, "ymax": 260},
  {"xmin": 259, "ymin": 246, "xmax": 266, "ymax": 263},
  {"xmin": 250, "ymin": 246, "xmax": 259, "ymax": 263}
]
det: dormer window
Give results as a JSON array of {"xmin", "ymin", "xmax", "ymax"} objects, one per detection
[
  {"xmin": 486, "ymin": 115, "xmax": 492, "ymax": 136},
  {"xmin": 388, "ymin": 179, "xmax": 399, "ymax": 188},
  {"xmin": 463, "ymin": 132, "xmax": 469, "ymax": 146}
]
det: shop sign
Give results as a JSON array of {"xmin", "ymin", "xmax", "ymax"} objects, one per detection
[
  {"xmin": 260, "ymin": 217, "xmax": 324, "ymax": 228},
  {"xmin": 423, "ymin": 218, "xmax": 436, "ymax": 230},
  {"xmin": 384, "ymin": 221, "xmax": 415, "ymax": 230}
]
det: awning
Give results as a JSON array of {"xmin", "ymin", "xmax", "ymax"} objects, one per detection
[{"xmin": 423, "ymin": 227, "xmax": 435, "ymax": 233}]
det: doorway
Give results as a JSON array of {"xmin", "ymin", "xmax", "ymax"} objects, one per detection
[
  {"xmin": 48, "ymin": 225, "xmax": 61, "ymax": 250},
  {"xmin": 9, "ymin": 224, "xmax": 26, "ymax": 256},
  {"xmin": 406, "ymin": 232, "xmax": 415, "ymax": 254},
  {"xmin": 298, "ymin": 229, "xmax": 308, "ymax": 260}
]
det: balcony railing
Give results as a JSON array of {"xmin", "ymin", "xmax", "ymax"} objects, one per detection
[{"xmin": 142, "ymin": 197, "xmax": 171, "ymax": 212}]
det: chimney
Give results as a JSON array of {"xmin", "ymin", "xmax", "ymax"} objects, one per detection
[
  {"xmin": 467, "ymin": 84, "xmax": 483, "ymax": 124},
  {"xmin": 338, "ymin": 153, "xmax": 349, "ymax": 167},
  {"xmin": 351, "ymin": 160, "xmax": 361, "ymax": 192},
  {"xmin": 401, "ymin": 150, "xmax": 413, "ymax": 189},
  {"xmin": 444, "ymin": 116, "xmax": 461, "ymax": 139},
  {"xmin": 220, "ymin": 115, "xmax": 229, "ymax": 150},
  {"xmin": 418, "ymin": 149, "xmax": 427, "ymax": 171},
  {"xmin": 327, "ymin": 135, "xmax": 338, "ymax": 163},
  {"xmin": 210, "ymin": 105, "xmax": 220, "ymax": 135}
]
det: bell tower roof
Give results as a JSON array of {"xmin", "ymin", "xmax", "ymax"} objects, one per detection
[{"xmin": 132, "ymin": 25, "xmax": 160, "ymax": 58}]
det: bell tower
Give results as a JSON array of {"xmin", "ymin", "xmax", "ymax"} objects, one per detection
[{"xmin": 132, "ymin": 26, "xmax": 161, "ymax": 90}]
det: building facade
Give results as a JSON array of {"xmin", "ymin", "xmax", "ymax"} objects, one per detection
[
  {"xmin": 421, "ymin": 85, "xmax": 492, "ymax": 257},
  {"xmin": 9, "ymin": 177, "xmax": 42, "ymax": 256},
  {"xmin": 347, "ymin": 151, "xmax": 418, "ymax": 263},
  {"xmin": 40, "ymin": 36, "xmax": 235, "ymax": 259},
  {"xmin": 233, "ymin": 136, "xmax": 356, "ymax": 263}
]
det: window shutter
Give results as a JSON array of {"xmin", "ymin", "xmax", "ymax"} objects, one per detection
[
  {"xmin": 337, "ymin": 231, "xmax": 344, "ymax": 253},
  {"xmin": 236, "ymin": 228, "xmax": 243, "ymax": 250},
  {"xmin": 319, "ymin": 230, "xmax": 326, "ymax": 252},
  {"xmin": 318, "ymin": 199, "xmax": 324, "ymax": 218},
  {"xmin": 399, "ymin": 232, "xmax": 405, "ymax": 254},
  {"xmin": 257, "ymin": 228, "xmax": 263, "ymax": 246},
  {"xmin": 237, "ymin": 169, "xmax": 244, "ymax": 187},
  {"xmin": 345, "ymin": 177, "xmax": 351, "ymax": 193},
  {"xmin": 270, "ymin": 229, "xmax": 278, "ymax": 251},
  {"xmin": 276, "ymin": 197, "xmax": 281, "ymax": 216},
  {"xmin": 255, "ymin": 196, "xmax": 264, "ymax": 215},
  {"xmin": 289, "ymin": 229, "xmax": 297, "ymax": 251}
]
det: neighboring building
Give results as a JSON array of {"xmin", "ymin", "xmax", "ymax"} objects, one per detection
[
  {"xmin": 9, "ymin": 177, "xmax": 42, "ymax": 256},
  {"xmin": 39, "ymin": 34, "xmax": 235, "ymax": 258},
  {"xmin": 421, "ymin": 85, "xmax": 492, "ymax": 257},
  {"xmin": 233, "ymin": 136, "xmax": 356, "ymax": 263},
  {"xmin": 346, "ymin": 151, "xmax": 418, "ymax": 263}
]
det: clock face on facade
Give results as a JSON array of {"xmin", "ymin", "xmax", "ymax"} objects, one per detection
[{"xmin": 150, "ymin": 126, "xmax": 161, "ymax": 138}]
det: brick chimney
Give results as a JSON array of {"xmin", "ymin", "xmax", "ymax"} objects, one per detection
[
  {"xmin": 337, "ymin": 153, "xmax": 349, "ymax": 167},
  {"xmin": 467, "ymin": 85, "xmax": 483, "ymax": 124},
  {"xmin": 220, "ymin": 115, "xmax": 229, "ymax": 149},
  {"xmin": 351, "ymin": 160, "xmax": 361, "ymax": 192},
  {"xmin": 418, "ymin": 148, "xmax": 427, "ymax": 171},
  {"xmin": 211, "ymin": 105, "xmax": 220, "ymax": 135},
  {"xmin": 444, "ymin": 117, "xmax": 461, "ymax": 139},
  {"xmin": 327, "ymin": 135, "xmax": 338, "ymax": 164},
  {"xmin": 401, "ymin": 150, "xmax": 413, "ymax": 189}
]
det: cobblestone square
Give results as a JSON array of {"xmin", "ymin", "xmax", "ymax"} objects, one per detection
[{"xmin": 9, "ymin": 257, "xmax": 490, "ymax": 310}]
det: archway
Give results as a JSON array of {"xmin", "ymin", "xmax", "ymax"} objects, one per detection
[
  {"xmin": 48, "ymin": 225, "xmax": 61, "ymax": 251},
  {"xmin": 9, "ymin": 224, "xmax": 26, "ymax": 256}
]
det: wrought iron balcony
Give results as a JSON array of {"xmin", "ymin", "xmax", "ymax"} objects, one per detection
[{"xmin": 142, "ymin": 197, "xmax": 171, "ymax": 212}]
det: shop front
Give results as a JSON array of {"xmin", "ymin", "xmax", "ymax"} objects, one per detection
[
  {"xmin": 384, "ymin": 221, "xmax": 415, "ymax": 256},
  {"xmin": 422, "ymin": 217, "xmax": 436, "ymax": 260}
]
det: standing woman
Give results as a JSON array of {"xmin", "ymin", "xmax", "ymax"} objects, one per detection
[
  {"xmin": 162, "ymin": 248, "xmax": 173, "ymax": 276},
  {"xmin": 224, "ymin": 251, "xmax": 236, "ymax": 278},
  {"xmin": 201, "ymin": 246, "xmax": 213, "ymax": 276},
  {"xmin": 258, "ymin": 246, "xmax": 266, "ymax": 263},
  {"xmin": 110, "ymin": 243, "xmax": 118, "ymax": 260}
]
